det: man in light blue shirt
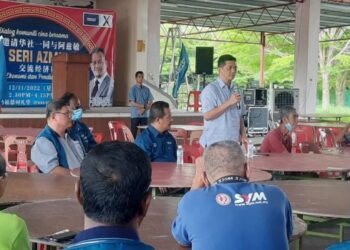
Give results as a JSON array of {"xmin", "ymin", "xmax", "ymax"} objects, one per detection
[
  {"xmin": 128, "ymin": 71, "xmax": 154, "ymax": 138},
  {"xmin": 200, "ymin": 54, "xmax": 247, "ymax": 147}
]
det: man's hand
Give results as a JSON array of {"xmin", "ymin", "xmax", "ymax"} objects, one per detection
[
  {"xmin": 138, "ymin": 107, "xmax": 145, "ymax": 115},
  {"xmin": 228, "ymin": 92, "xmax": 241, "ymax": 106},
  {"xmin": 191, "ymin": 157, "xmax": 206, "ymax": 190}
]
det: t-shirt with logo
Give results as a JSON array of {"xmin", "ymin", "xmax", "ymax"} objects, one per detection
[{"xmin": 172, "ymin": 182, "xmax": 293, "ymax": 250}]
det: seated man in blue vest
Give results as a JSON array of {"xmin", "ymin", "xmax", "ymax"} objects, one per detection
[
  {"xmin": 172, "ymin": 140, "xmax": 293, "ymax": 250},
  {"xmin": 135, "ymin": 101, "xmax": 177, "ymax": 162},
  {"xmin": 67, "ymin": 141, "xmax": 154, "ymax": 250},
  {"xmin": 31, "ymin": 99, "xmax": 85, "ymax": 175}
]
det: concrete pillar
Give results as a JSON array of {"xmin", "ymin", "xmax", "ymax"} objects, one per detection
[
  {"xmin": 293, "ymin": 0, "xmax": 321, "ymax": 114},
  {"xmin": 96, "ymin": 0, "xmax": 160, "ymax": 106}
]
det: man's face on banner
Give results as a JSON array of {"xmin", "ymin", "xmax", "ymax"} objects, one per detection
[{"xmin": 90, "ymin": 51, "xmax": 107, "ymax": 78}]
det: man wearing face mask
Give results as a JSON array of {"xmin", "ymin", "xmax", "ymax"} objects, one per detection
[
  {"xmin": 260, "ymin": 106, "xmax": 298, "ymax": 153},
  {"xmin": 61, "ymin": 92, "xmax": 96, "ymax": 154}
]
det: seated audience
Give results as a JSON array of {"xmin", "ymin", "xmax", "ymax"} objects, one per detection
[
  {"xmin": 260, "ymin": 106, "xmax": 298, "ymax": 153},
  {"xmin": 61, "ymin": 92, "xmax": 96, "ymax": 153},
  {"xmin": 135, "ymin": 101, "xmax": 177, "ymax": 162},
  {"xmin": 66, "ymin": 141, "xmax": 153, "ymax": 250},
  {"xmin": 172, "ymin": 140, "xmax": 293, "ymax": 250},
  {"xmin": 0, "ymin": 155, "xmax": 30, "ymax": 250},
  {"xmin": 31, "ymin": 99, "xmax": 85, "ymax": 175}
]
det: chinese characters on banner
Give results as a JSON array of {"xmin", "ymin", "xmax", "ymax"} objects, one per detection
[{"xmin": 0, "ymin": 1, "xmax": 116, "ymax": 107}]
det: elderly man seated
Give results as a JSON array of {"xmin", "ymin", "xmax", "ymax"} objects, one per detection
[
  {"xmin": 260, "ymin": 106, "xmax": 319, "ymax": 154},
  {"xmin": 31, "ymin": 99, "xmax": 85, "ymax": 175},
  {"xmin": 172, "ymin": 140, "xmax": 293, "ymax": 250}
]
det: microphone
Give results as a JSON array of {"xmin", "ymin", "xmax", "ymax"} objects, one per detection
[{"xmin": 233, "ymin": 85, "xmax": 240, "ymax": 110}]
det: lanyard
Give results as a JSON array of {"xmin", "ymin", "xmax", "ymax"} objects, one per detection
[{"xmin": 215, "ymin": 175, "xmax": 247, "ymax": 184}]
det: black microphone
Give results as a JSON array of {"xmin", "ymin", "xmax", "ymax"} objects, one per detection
[{"xmin": 233, "ymin": 85, "xmax": 240, "ymax": 110}]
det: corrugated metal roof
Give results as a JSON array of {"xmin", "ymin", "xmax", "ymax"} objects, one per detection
[{"xmin": 160, "ymin": 0, "xmax": 350, "ymax": 34}]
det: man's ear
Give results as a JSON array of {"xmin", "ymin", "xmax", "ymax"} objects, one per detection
[
  {"xmin": 137, "ymin": 191, "xmax": 152, "ymax": 226},
  {"xmin": 201, "ymin": 171, "xmax": 211, "ymax": 187},
  {"xmin": 75, "ymin": 178, "xmax": 84, "ymax": 206}
]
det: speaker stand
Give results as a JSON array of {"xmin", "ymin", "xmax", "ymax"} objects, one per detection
[{"xmin": 202, "ymin": 73, "xmax": 207, "ymax": 89}]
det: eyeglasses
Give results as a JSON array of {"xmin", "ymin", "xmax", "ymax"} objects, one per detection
[{"xmin": 54, "ymin": 111, "xmax": 72, "ymax": 118}]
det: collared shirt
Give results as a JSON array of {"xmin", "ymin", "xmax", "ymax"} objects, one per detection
[
  {"xmin": 260, "ymin": 126, "xmax": 292, "ymax": 153},
  {"xmin": 31, "ymin": 134, "xmax": 84, "ymax": 173},
  {"xmin": 67, "ymin": 226, "xmax": 154, "ymax": 250},
  {"xmin": 200, "ymin": 78, "xmax": 245, "ymax": 147},
  {"xmin": 135, "ymin": 125, "xmax": 177, "ymax": 162},
  {"xmin": 93, "ymin": 72, "xmax": 108, "ymax": 93},
  {"xmin": 128, "ymin": 84, "xmax": 154, "ymax": 118},
  {"xmin": 172, "ymin": 182, "xmax": 293, "ymax": 250}
]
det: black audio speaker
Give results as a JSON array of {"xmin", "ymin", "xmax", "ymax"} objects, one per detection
[{"xmin": 195, "ymin": 47, "xmax": 213, "ymax": 75}]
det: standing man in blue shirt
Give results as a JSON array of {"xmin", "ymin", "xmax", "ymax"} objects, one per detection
[
  {"xmin": 135, "ymin": 101, "xmax": 177, "ymax": 162},
  {"xmin": 172, "ymin": 140, "xmax": 293, "ymax": 250},
  {"xmin": 67, "ymin": 141, "xmax": 154, "ymax": 250},
  {"xmin": 200, "ymin": 54, "xmax": 247, "ymax": 147},
  {"xmin": 128, "ymin": 71, "xmax": 154, "ymax": 138}
]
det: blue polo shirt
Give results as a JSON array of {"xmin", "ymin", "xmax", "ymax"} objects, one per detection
[
  {"xmin": 200, "ymin": 78, "xmax": 245, "ymax": 147},
  {"xmin": 135, "ymin": 125, "xmax": 177, "ymax": 162},
  {"xmin": 128, "ymin": 84, "xmax": 154, "ymax": 118},
  {"xmin": 172, "ymin": 182, "xmax": 293, "ymax": 250},
  {"xmin": 66, "ymin": 226, "xmax": 154, "ymax": 250}
]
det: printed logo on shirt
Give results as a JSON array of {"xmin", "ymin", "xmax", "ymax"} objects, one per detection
[
  {"xmin": 215, "ymin": 193, "xmax": 231, "ymax": 206},
  {"xmin": 166, "ymin": 141, "xmax": 173, "ymax": 145},
  {"xmin": 234, "ymin": 192, "xmax": 268, "ymax": 206},
  {"xmin": 152, "ymin": 143, "xmax": 157, "ymax": 148}
]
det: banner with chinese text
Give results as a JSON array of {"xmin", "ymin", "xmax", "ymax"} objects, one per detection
[{"xmin": 0, "ymin": 1, "xmax": 116, "ymax": 107}]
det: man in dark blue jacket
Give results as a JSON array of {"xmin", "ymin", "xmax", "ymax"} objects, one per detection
[{"xmin": 31, "ymin": 99, "xmax": 85, "ymax": 175}]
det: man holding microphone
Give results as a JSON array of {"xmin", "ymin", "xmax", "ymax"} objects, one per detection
[{"xmin": 200, "ymin": 54, "xmax": 247, "ymax": 147}]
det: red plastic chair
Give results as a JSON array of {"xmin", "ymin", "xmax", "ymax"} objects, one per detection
[
  {"xmin": 170, "ymin": 128, "xmax": 188, "ymax": 145},
  {"xmin": 93, "ymin": 132, "xmax": 104, "ymax": 144},
  {"xmin": 183, "ymin": 144, "xmax": 202, "ymax": 163},
  {"xmin": 4, "ymin": 135, "xmax": 38, "ymax": 173},
  {"xmin": 186, "ymin": 91, "xmax": 202, "ymax": 112},
  {"xmin": 108, "ymin": 121, "xmax": 134, "ymax": 142},
  {"xmin": 294, "ymin": 125, "xmax": 315, "ymax": 144}
]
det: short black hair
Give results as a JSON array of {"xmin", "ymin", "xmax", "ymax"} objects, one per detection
[
  {"xmin": 218, "ymin": 54, "xmax": 236, "ymax": 68},
  {"xmin": 46, "ymin": 99, "xmax": 69, "ymax": 119},
  {"xmin": 60, "ymin": 92, "xmax": 77, "ymax": 106},
  {"xmin": 135, "ymin": 71, "xmax": 144, "ymax": 78},
  {"xmin": 0, "ymin": 154, "xmax": 5, "ymax": 177},
  {"xmin": 280, "ymin": 106, "xmax": 297, "ymax": 122},
  {"xmin": 149, "ymin": 101, "xmax": 170, "ymax": 124},
  {"xmin": 91, "ymin": 47, "xmax": 105, "ymax": 57},
  {"xmin": 80, "ymin": 141, "xmax": 152, "ymax": 225}
]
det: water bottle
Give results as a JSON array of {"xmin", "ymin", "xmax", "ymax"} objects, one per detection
[
  {"xmin": 177, "ymin": 145, "xmax": 184, "ymax": 165},
  {"xmin": 291, "ymin": 131, "xmax": 297, "ymax": 153},
  {"xmin": 247, "ymin": 140, "xmax": 254, "ymax": 158}
]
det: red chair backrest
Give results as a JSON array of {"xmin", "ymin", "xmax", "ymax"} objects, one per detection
[
  {"xmin": 93, "ymin": 132, "xmax": 104, "ymax": 144},
  {"xmin": 4, "ymin": 135, "xmax": 37, "ymax": 173},
  {"xmin": 295, "ymin": 125, "xmax": 315, "ymax": 144},
  {"xmin": 183, "ymin": 144, "xmax": 202, "ymax": 163},
  {"xmin": 108, "ymin": 121, "xmax": 134, "ymax": 142}
]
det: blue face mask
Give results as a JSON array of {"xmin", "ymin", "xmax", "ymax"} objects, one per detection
[
  {"xmin": 285, "ymin": 122, "xmax": 293, "ymax": 132},
  {"xmin": 71, "ymin": 108, "xmax": 83, "ymax": 121}
]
